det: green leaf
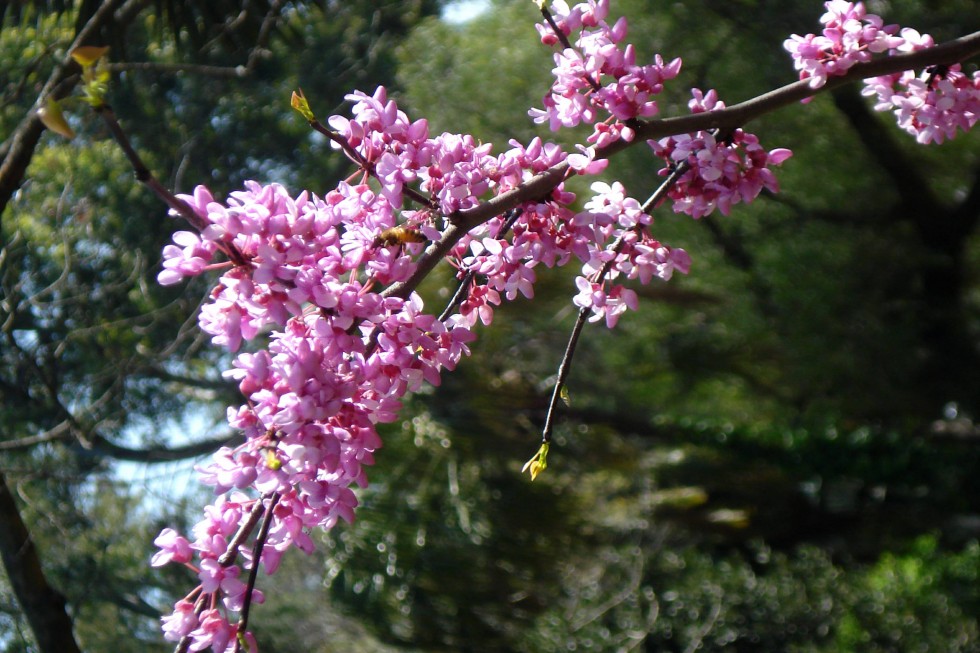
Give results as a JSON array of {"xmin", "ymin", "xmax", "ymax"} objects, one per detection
[{"xmin": 290, "ymin": 88, "xmax": 316, "ymax": 122}]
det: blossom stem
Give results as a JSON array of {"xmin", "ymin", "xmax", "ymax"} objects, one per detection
[
  {"xmin": 541, "ymin": 306, "xmax": 590, "ymax": 444},
  {"xmin": 174, "ymin": 592, "xmax": 210, "ymax": 653},
  {"xmin": 307, "ymin": 118, "xmax": 436, "ymax": 209},
  {"xmin": 95, "ymin": 104, "xmax": 249, "ymax": 266},
  {"xmin": 437, "ymin": 208, "xmax": 523, "ymax": 322},
  {"xmin": 217, "ymin": 500, "xmax": 266, "ymax": 567},
  {"xmin": 538, "ymin": 4, "xmax": 602, "ymax": 91},
  {"xmin": 540, "ymin": 162, "xmax": 689, "ymax": 445},
  {"xmin": 234, "ymin": 492, "xmax": 281, "ymax": 652},
  {"xmin": 438, "ymin": 271, "xmax": 476, "ymax": 323}
]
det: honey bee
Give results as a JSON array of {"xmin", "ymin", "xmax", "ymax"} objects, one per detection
[{"xmin": 373, "ymin": 226, "xmax": 428, "ymax": 248}]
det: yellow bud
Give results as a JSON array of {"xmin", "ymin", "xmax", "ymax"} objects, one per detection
[
  {"xmin": 81, "ymin": 75, "xmax": 109, "ymax": 108},
  {"xmin": 521, "ymin": 442, "xmax": 550, "ymax": 481},
  {"xmin": 38, "ymin": 99, "xmax": 75, "ymax": 139}
]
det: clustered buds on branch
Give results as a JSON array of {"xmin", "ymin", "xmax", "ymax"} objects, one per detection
[{"xmin": 130, "ymin": 2, "xmax": 980, "ymax": 651}]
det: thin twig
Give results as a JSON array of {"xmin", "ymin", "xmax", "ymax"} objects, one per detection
[
  {"xmin": 234, "ymin": 492, "xmax": 281, "ymax": 651},
  {"xmin": 639, "ymin": 162, "xmax": 691, "ymax": 214},
  {"xmin": 436, "ymin": 208, "xmax": 524, "ymax": 322},
  {"xmin": 217, "ymin": 500, "xmax": 267, "ymax": 567},
  {"xmin": 0, "ymin": 422, "xmax": 72, "ymax": 450},
  {"xmin": 541, "ymin": 306, "xmax": 590, "ymax": 443},
  {"xmin": 95, "ymin": 105, "xmax": 248, "ymax": 266},
  {"xmin": 246, "ymin": 0, "xmax": 284, "ymax": 72},
  {"xmin": 95, "ymin": 106, "xmax": 203, "ymax": 227},
  {"xmin": 174, "ymin": 496, "xmax": 272, "ymax": 653},
  {"xmin": 538, "ymin": 4, "xmax": 601, "ymax": 91},
  {"xmin": 105, "ymin": 61, "xmax": 249, "ymax": 77},
  {"xmin": 438, "ymin": 270, "xmax": 476, "ymax": 323},
  {"xmin": 307, "ymin": 119, "xmax": 437, "ymax": 210},
  {"xmin": 539, "ymin": 6, "xmax": 576, "ymax": 52},
  {"xmin": 540, "ymin": 163, "xmax": 690, "ymax": 443}
]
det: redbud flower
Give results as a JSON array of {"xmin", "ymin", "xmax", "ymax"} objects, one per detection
[
  {"xmin": 784, "ymin": 1, "xmax": 901, "ymax": 88},
  {"xmin": 150, "ymin": 528, "xmax": 193, "ymax": 567}
]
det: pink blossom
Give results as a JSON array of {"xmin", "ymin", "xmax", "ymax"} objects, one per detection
[
  {"xmin": 158, "ymin": 231, "xmax": 218, "ymax": 285},
  {"xmin": 188, "ymin": 609, "xmax": 236, "ymax": 652},
  {"xmin": 863, "ymin": 65, "xmax": 980, "ymax": 144},
  {"xmin": 650, "ymin": 90, "xmax": 793, "ymax": 218},
  {"xmin": 784, "ymin": 1, "xmax": 902, "ymax": 88},
  {"xmin": 566, "ymin": 145, "xmax": 609, "ymax": 174},
  {"xmin": 572, "ymin": 276, "xmax": 638, "ymax": 328},
  {"xmin": 161, "ymin": 599, "xmax": 198, "ymax": 642},
  {"xmin": 151, "ymin": 528, "xmax": 193, "ymax": 567},
  {"xmin": 530, "ymin": 4, "xmax": 680, "ymax": 139}
]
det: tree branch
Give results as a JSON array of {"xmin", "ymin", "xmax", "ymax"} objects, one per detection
[
  {"xmin": 0, "ymin": 422, "xmax": 72, "ymax": 451},
  {"xmin": 141, "ymin": 366, "xmax": 237, "ymax": 393},
  {"xmin": 541, "ymin": 164, "xmax": 689, "ymax": 444},
  {"xmin": 105, "ymin": 61, "xmax": 251, "ymax": 77},
  {"xmin": 82, "ymin": 431, "xmax": 244, "ymax": 463},
  {"xmin": 632, "ymin": 30, "xmax": 980, "ymax": 141}
]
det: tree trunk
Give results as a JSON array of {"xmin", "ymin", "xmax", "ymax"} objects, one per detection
[{"xmin": 0, "ymin": 469, "xmax": 84, "ymax": 653}]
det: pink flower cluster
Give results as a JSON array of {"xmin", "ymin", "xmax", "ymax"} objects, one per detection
[
  {"xmin": 786, "ymin": 2, "xmax": 980, "ymax": 144},
  {"xmin": 861, "ymin": 27, "xmax": 980, "ymax": 144},
  {"xmin": 447, "ymin": 149, "xmax": 689, "ymax": 328},
  {"xmin": 569, "ymin": 180, "xmax": 690, "ymax": 326},
  {"xmin": 864, "ymin": 64, "xmax": 980, "ymax": 144},
  {"xmin": 784, "ymin": 0, "xmax": 902, "ymax": 88},
  {"xmin": 529, "ymin": 0, "xmax": 682, "ymax": 144},
  {"xmin": 649, "ymin": 89, "xmax": 793, "ymax": 219},
  {"xmin": 329, "ymin": 89, "xmax": 499, "ymax": 214},
  {"xmin": 154, "ymin": 178, "xmax": 472, "ymax": 649},
  {"xmin": 529, "ymin": 2, "xmax": 790, "ymax": 220},
  {"xmin": 154, "ymin": 79, "xmax": 692, "ymax": 649}
]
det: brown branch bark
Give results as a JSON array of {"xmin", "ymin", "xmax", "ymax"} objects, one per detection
[
  {"xmin": 1, "ymin": 422, "xmax": 241, "ymax": 462},
  {"xmin": 0, "ymin": 422, "xmax": 72, "ymax": 451},
  {"xmin": 631, "ymin": 29, "xmax": 980, "ymax": 142},
  {"xmin": 0, "ymin": 469, "xmax": 83, "ymax": 653}
]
